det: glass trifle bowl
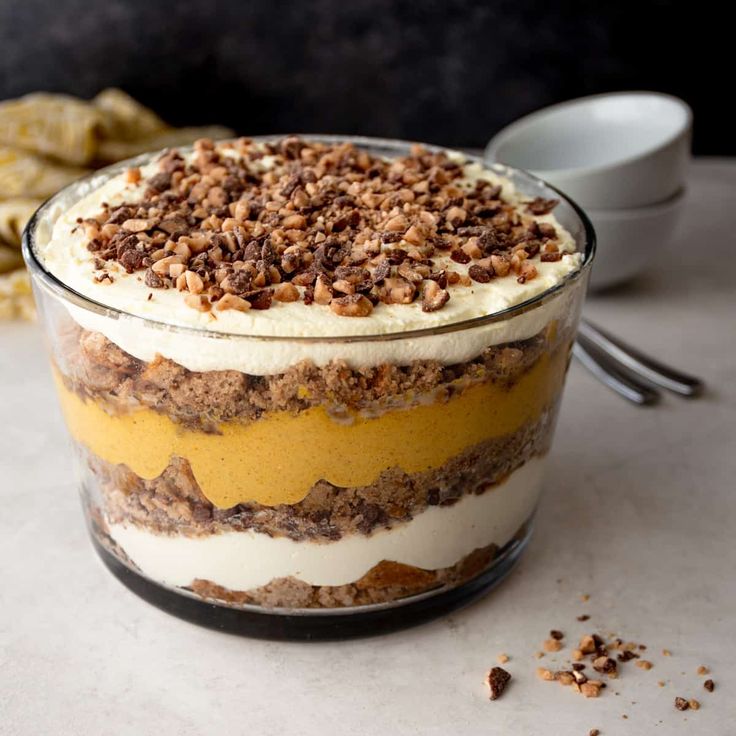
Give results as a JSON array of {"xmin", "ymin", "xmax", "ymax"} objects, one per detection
[{"xmin": 23, "ymin": 135, "xmax": 594, "ymax": 639}]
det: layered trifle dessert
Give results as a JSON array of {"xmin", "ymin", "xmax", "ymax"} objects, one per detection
[{"xmin": 24, "ymin": 135, "xmax": 593, "ymax": 635}]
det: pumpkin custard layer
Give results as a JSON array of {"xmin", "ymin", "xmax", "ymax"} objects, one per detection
[{"xmin": 37, "ymin": 137, "xmax": 583, "ymax": 608}]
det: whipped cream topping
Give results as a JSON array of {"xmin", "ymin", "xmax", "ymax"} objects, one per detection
[
  {"xmin": 38, "ymin": 145, "xmax": 582, "ymax": 374},
  {"xmin": 108, "ymin": 456, "xmax": 544, "ymax": 593}
]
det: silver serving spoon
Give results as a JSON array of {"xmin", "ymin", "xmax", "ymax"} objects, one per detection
[{"xmin": 573, "ymin": 319, "xmax": 705, "ymax": 405}]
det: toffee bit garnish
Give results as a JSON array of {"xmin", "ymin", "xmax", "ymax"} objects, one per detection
[
  {"xmin": 468, "ymin": 264, "xmax": 493, "ymax": 283},
  {"xmin": 704, "ymin": 679, "xmax": 715, "ymax": 692},
  {"xmin": 674, "ymin": 696, "xmax": 690, "ymax": 711},
  {"xmin": 329, "ymin": 294, "xmax": 373, "ymax": 317},
  {"xmin": 541, "ymin": 252, "xmax": 563, "ymax": 262},
  {"xmin": 83, "ymin": 137, "xmax": 568, "ymax": 314},
  {"xmin": 485, "ymin": 667, "xmax": 511, "ymax": 700},
  {"xmin": 421, "ymin": 279, "xmax": 450, "ymax": 312},
  {"xmin": 527, "ymin": 197, "xmax": 559, "ymax": 215}
]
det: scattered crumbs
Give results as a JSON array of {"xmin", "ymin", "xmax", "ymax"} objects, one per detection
[
  {"xmin": 696, "ymin": 665, "xmax": 709, "ymax": 676},
  {"xmin": 618, "ymin": 650, "xmax": 639, "ymax": 663},
  {"xmin": 544, "ymin": 638, "xmax": 563, "ymax": 652},
  {"xmin": 662, "ymin": 649, "xmax": 672, "ymax": 657},
  {"xmin": 580, "ymin": 681, "xmax": 604, "ymax": 698},
  {"xmin": 589, "ymin": 730, "xmax": 600, "ymax": 736},
  {"xmin": 535, "ymin": 652, "xmax": 545, "ymax": 659},
  {"xmin": 572, "ymin": 649, "xmax": 584, "ymax": 662},
  {"xmin": 537, "ymin": 667, "xmax": 555, "ymax": 681},
  {"xmin": 581, "ymin": 594, "xmax": 590, "ymax": 602},
  {"xmin": 674, "ymin": 697, "xmax": 689, "ymax": 711},
  {"xmin": 704, "ymin": 679, "xmax": 715, "ymax": 693},
  {"xmin": 622, "ymin": 714, "xmax": 628, "ymax": 719},
  {"xmin": 556, "ymin": 671, "xmax": 575, "ymax": 686},
  {"xmin": 577, "ymin": 614, "xmax": 590, "ymax": 622},
  {"xmin": 550, "ymin": 629, "xmax": 565, "ymax": 641},
  {"xmin": 658, "ymin": 680, "xmax": 666, "ymax": 688},
  {"xmin": 497, "ymin": 653, "xmax": 509, "ymax": 664},
  {"xmin": 688, "ymin": 699, "xmax": 700, "ymax": 711},
  {"xmin": 147, "ymin": 292, "xmax": 153, "ymax": 301},
  {"xmin": 485, "ymin": 667, "xmax": 511, "ymax": 700},
  {"xmin": 635, "ymin": 660, "xmax": 653, "ymax": 670},
  {"xmin": 592, "ymin": 656, "xmax": 618, "ymax": 678}
]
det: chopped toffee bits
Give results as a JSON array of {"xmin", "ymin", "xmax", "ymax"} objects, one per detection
[
  {"xmin": 530, "ymin": 615, "xmax": 718, "ymax": 719},
  {"xmin": 527, "ymin": 197, "xmax": 559, "ymax": 215},
  {"xmin": 81, "ymin": 137, "xmax": 566, "ymax": 315},
  {"xmin": 543, "ymin": 637, "xmax": 563, "ymax": 652},
  {"xmin": 485, "ymin": 667, "xmax": 512, "ymax": 700},
  {"xmin": 497, "ymin": 653, "xmax": 510, "ymax": 664},
  {"xmin": 617, "ymin": 649, "xmax": 639, "ymax": 663},
  {"xmin": 580, "ymin": 681, "xmax": 604, "ymax": 698},
  {"xmin": 593, "ymin": 656, "xmax": 618, "ymax": 677}
]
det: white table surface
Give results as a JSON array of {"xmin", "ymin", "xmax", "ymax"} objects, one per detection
[{"xmin": 1, "ymin": 159, "xmax": 734, "ymax": 736}]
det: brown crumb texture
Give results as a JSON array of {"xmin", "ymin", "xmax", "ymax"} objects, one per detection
[
  {"xmin": 84, "ymin": 407, "xmax": 556, "ymax": 539},
  {"xmin": 185, "ymin": 541, "xmax": 505, "ymax": 608},
  {"xmin": 61, "ymin": 321, "xmax": 563, "ymax": 428}
]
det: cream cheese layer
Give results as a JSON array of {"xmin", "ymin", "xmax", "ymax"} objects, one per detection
[{"xmin": 109, "ymin": 457, "xmax": 544, "ymax": 591}]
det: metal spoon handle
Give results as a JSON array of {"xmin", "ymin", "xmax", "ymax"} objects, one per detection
[
  {"xmin": 579, "ymin": 320, "xmax": 704, "ymax": 397},
  {"xmin": 572, "ymin": 340, "xmax": 660, "ymax": 406}
]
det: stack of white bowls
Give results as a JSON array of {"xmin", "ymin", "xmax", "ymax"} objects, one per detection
[{"xmin": 484, "ymin": 92, "xmax": 692, "ymax": 290}]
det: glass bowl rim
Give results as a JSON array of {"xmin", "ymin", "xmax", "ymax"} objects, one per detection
[{"xmin": 21, "ymin": 133, "xmax": 596, "ymax": 345}]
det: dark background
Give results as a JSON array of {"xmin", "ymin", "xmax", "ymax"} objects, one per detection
[{"xmin": 0, "ymin": 0, "xmax": 721, "ymax": 153}]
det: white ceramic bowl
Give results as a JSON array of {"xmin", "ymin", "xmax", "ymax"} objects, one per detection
[
  {"xmin": 485, "ymin": 92, "xmax": 692, "ymax": 209},
  {"xmin": 587, "ymin": 188, "xmax": 685, "ymax": 291}
]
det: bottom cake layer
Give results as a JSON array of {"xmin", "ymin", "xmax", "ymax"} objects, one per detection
[{"xmin": 94, "ymin": 457, "xmax": 544, "ymax": 608}]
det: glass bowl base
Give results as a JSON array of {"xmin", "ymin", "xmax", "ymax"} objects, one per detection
[{"xmin": 90, "ymin": 526, "xmax": 532, "ymax": 641}]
